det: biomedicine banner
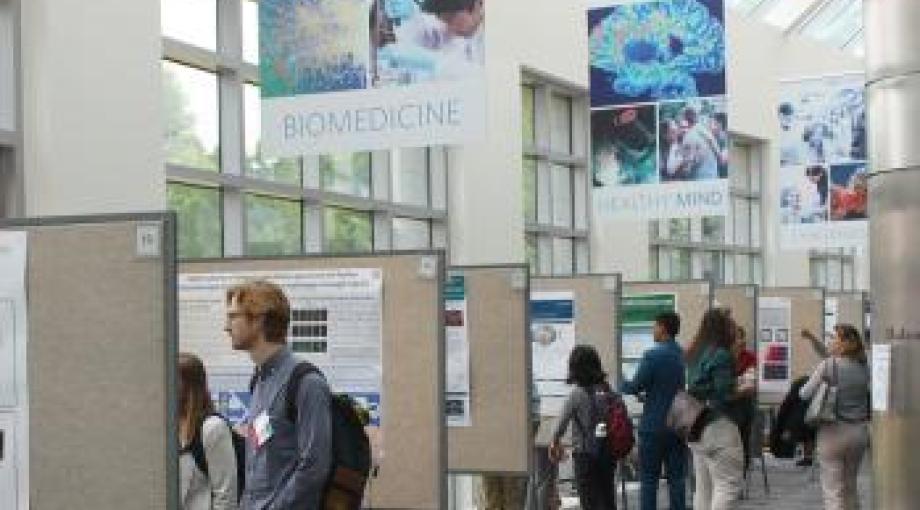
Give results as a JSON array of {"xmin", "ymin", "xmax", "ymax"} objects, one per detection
[
  {"xmin": 778, "ymin": 73, "xmax": 868, "ymax": 249},
  {"xmin": 588, "ymin": 0, "xmax": 730, "ymax": 219},
  {"xmin": 260, "ymin": 0, "xmax": 487, "ymax": 155}
]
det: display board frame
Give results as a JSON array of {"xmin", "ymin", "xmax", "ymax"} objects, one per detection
[
  {"xmin": 715, "ymin": 284, "xmax": 759, "ymax": 351},
  {"xmin": 530, "ymin": 274, "xmax": 622, "ymax": 446},
  {"xmin": 0, "ymin": 212, "xmax": 179, "ymax": 510},
  {"xmin": 446, "ymin": 264, "xmax": 532, "ymax": 476},
  {"xmin": 179, "ymin": 250, "xmax": 447, "ymax": 510},
  {"xmin": 827, "ymin": 290, "xmax": 869, "ymax": 334}
]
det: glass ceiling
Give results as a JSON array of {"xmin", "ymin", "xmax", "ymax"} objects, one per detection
[{"xmin": 726, "ymin": 0, "xmax": 864, "ymax": 57}]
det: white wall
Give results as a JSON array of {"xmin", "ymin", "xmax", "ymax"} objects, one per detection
[
  {"xmin": 448, "ymin": 0, "xmax": 589, "ymax": 266},
  {"xmin": 19, "ymin": 0, "xmax": 164, "ymax": 216}
]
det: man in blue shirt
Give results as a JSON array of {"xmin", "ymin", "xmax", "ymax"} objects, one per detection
[{"xmin": 621, "ymin": 312, "xmax": 688, "ymax": 510}]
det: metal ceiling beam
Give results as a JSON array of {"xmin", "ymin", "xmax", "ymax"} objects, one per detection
[{"xmin": 785, "ymin": 0, "xmax": 834, "ymax": 35}]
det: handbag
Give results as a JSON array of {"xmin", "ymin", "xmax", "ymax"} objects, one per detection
[
  {"xmin": 805, "ymin": 358, "xmax": 839, "ymax": 427},
  {"xmin": 666, "ymin": 389, "xmax": 706, "ymax": 441}
]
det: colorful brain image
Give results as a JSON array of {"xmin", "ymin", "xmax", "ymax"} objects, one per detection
[
  {"xmin": 589, "ymin": 0, "xmax": 726, "ymax": 107},
  {"xmin": 260, "ymin": 0, "xmax": 371, "ymax": 98}
]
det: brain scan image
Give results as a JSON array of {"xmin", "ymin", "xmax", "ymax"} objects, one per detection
[{"xmin": 589, "ymin": 0, "xmax": 726, "ymax": 107}]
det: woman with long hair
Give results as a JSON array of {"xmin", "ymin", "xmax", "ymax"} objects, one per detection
[
  {"xmin": 178, "ymin": 353, "xmax": 239, "ymax": 510},
  {"xmin": 800, "ymin": 324, "xmax": 870, "ymax": 510},
  {"xmin": 548, "ymin": 345, "xmax": 619, "ymax": 509},
  {"xmin": 685, "ymin": 309, "xmax": 744, "ymax": 510}
]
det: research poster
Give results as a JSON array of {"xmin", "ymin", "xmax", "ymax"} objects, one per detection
[
  {"xmin": 825, "ymin": 296, "xmax": 839, "ymax": 340},
  {"xmin": 778, "ymin": 73, "xmax": 868, "ymax": 248},
  {"xmin": 0, "ymin": 231, "xmax": 27, "ymax": 408},
  {"xmin": 178, "ymin": 269, "xmax": 384, "ymax": 432},
  {"xmin": 620, "ymin": 293, "xmax": 676, "ymax": 383},
  {"xmin": 445, "ymin": 273, "xmax": 471, "ymax": 427},
  {"xmin": 260, "ymin": 0, "xmax": 487, "ymax": 155},
  {"xmin": 588, "ymin": 0, "xmax": 730, "ymax": 219},
  {"xmin": 531, "ymin": 291, "xmax": 576, "ymax": 416},
  {"xmin": 758, "ymin": 296, "xmax": 792, "ymax": 394}
]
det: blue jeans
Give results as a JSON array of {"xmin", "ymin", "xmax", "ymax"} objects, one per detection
[{"xmin": 639, "ymin": 431, "xmax": 687, "ymax": 510}]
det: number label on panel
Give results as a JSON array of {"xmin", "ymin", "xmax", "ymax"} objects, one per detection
[{"xmin": 136, "ymin": 223, "xmax": 162, "ymax": 258}]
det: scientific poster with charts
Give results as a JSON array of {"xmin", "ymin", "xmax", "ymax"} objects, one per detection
[
  {"xmin": 444, "ymin": 273, "xmax": 471, "ymax": 427},
  {"xmin": 778, "ymin": 73, "xmax": 868, "ymax": 248},
  {"xmin": 530, "ymin": 292, "xmax": 576, "ymax": 416},
  {"xmin": 620, "ymin": 293, "xmax": 676, "ymax": 383},
  {"xmin": 0, "ymin": 231, "xmax": 28, "ymax": 409},
  {"xmin": 178, "ymin": 269, "xmax": 383, "ymax": 438},
  {"xmin": 588, "ymin": 0, "xmax": 730, "ymax": 219},
  {"xmin": 260, "ymin": 0, "xmax": 487, "ymax": 155},
  {"xmin": 758, "ymin": 297, "xmax": 792, "ymax": 394}
]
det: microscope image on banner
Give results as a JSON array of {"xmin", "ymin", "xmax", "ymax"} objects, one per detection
[
  {"xmin": 260, "ymin": 0, "xmax": 487, "ymax": 155},
  {"xmin": 588, "ymin": 0, "xmax": 726, "ymax": 108}
]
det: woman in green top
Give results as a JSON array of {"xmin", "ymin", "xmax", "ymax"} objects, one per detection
[{"xmin": 685, "ymin": 309, "xmax": 744, "ymax": 510}]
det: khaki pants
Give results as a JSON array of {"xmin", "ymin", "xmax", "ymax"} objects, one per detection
[
  {"xmin": 480, "ymin": 475, "xmax": 528, "ymax": 510},
  {"xmin": 817, "ymin": 422, "xmax": 869, "ymax": 510},
  {"xmin": 689, "ymin": 417, "xmax": 744, "ymax": 510}
]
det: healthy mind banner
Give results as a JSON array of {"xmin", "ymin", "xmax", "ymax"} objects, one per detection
[
  {"xmin": 260, "ymin": 0, "xmax": 487, "ymax": 156},
  {"xmin": 588, "ymin": 0, "xmax": 730, "ymax": 219}
]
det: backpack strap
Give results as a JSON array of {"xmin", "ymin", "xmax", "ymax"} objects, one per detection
[
  {"xmin": 182, "ymin": 413, "xmax": 222, "ymax": 476},
  {"xmin": 284, "ymin": 362, "xmax": 322, "ymax": 423}
]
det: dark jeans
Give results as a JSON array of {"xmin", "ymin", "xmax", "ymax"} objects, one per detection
[
  {"xmin": 638, "ymin": 431, "xmax": 687, "ymax": 510},
  {"xmin": 573, "ymin": 452, "xmax": 617, "ymax": 510}
]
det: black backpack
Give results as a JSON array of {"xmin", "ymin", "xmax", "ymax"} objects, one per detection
[
  {"xmin": 260, "ymin": 362, "xmax": 373, "ymax": 510},
  {"xmin": 182, "ymin": 413, "xmax": 247, "ymax": 502}
]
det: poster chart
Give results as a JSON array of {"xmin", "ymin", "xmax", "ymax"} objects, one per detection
[
  {"xmin": 825, "ymin": 296, "xmax": 839, "ymax": 339},
  {"xmin": 259, "ymin": 0, "xmax": 487, "ymax": 155},
  {"xmin": 0, "ymin": 231, "xmax": 27, "ymax": 409},
  {"xmin": 778, "ymin": 73, "xmax": 868, "ymax": 248},
  {"xmin": 444, "ymin": 273, "xmax": 471, "ymax": 427},
  {"xmin": 179, "ymin": 269, "xmax": 383, "ymax": 431},
  {"xmin": 758, "ymin": 296, "xmax": 792, "ymax": 394},
  {"xmin": 530, "ymin": 292, "xmax": 576, "ymax": 416},
  {"xmin": 620, "ymin": 293, "xmax": 677, "ymax": 383},
  {"xmin": 588, "ymin": 0, "xmax": 730, "ymax": 219}
]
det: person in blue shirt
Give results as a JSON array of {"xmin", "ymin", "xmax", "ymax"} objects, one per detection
[{"xmin": 620, "ymin": 312, "xmax": 688, "ymax": 510}]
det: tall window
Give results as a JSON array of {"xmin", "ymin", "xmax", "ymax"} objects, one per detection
[
  {"xmin": 649, "ymin": 140, "xmax": 765, "ymax": 283},
  {"xmin": 522, "ymin": 76, "xmax": 591, "ymax": 276},
  {"xmin": 162, "ymin": 0, "xmax": 447, "ymax": 259},
  {"xmin": 810, "ymin": 249, "xmax": 857, "ymax": 290}
]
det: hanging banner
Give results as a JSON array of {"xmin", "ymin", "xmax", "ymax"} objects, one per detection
[
  {"xmin": 260, "ymin": 0, "xmax": 487, "ymax": 156},
  {"xmin": 444, "ymin": 273, "xmax": 471, "ymax": 427},
  {"xmin": 778, "ymin": 73, "xmax": 868, "ymax": 248},
  {"xmin": 758, "ymin": 296, "xmax": 792, "ymax": 394},
  {"xmin": 620, "ymin": 293, "xmax": 676, "ymax": 382},
  {"xmin": 588, "ymin": 0, "xmax": 729, "ymax": 219},
  {"xmin": 530, "ymin": 291, "xmax": 576, "ymax": 416}
]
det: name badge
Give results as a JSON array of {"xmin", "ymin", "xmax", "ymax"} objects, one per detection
[{"xmin": 252, "ymin": 411, "xmax": 274, "ymax": 448}]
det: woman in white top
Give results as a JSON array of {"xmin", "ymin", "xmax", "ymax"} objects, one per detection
[{"xmin": 178, "ymin": 353, "xmax": 239, "ymax": 510}]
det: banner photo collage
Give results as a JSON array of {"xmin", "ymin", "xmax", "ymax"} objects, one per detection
[
  {"xmin": 778, "ymin": 73, "xmax": 868, "ymax": 248},
  {"xmin": 260, "ymin": 0, "xmax": 487, "ymax": 155},
  {"xmin": 588, "ymin": 0, "xmax": 729, "ymax": 219}
]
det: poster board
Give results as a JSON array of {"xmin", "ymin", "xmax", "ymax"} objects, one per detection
[
  {"xmin": 180, "ymin": 252, "xmax": 446, "ymax": 510},
  {"xmin": 0, "ymin": 213, "xmax": 178, "ymax": 510},
  {"xmin": 758, "ymin": 287, "xmax": 825, "ymax": 404},
  {"xmin": 447, "ymin": 265, "xmax": 531, "ymax": 475},
  {"xmin": 715, "ymin": 285, "xmax": 758, "ymax": 350},
  {"xmin": 827, "ymin": 291, "xmax": 867, "ymax": 333},
  {"xmin": 530, "ymin": 275, "xmax": 621, "ymax": 445},
  {"xmin": 623, "ymin": 280, "xmax": 712, "ymax": 352}
]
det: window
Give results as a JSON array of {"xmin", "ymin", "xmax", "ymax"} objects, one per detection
[
  {"xmin": 324, "ymin": 207, "xmax": 372, "ymax": 253},
  {"xmin": 392, "ymin": 217, "xmax": 431, "ymax": 250},
  {"xmin": 162, "ymin": 61, "xmax": 219, "ymax": 171},
  {"xmin": 522, "ymin": 78, "xmax": 590, "ymax": 276},
  {"xmin": 244, "ymin": 84, "xmax": 301, "ymax": 184},
  {"xmin": 668, "ymin": 219, "xmax": 691, "ymax": 242},
  {"xmin": 245, "ymin": 194, "xmax": 302, "ymax": 256},
  {"xmin": 167, "ymin": 183, "xmax": 222, "ymax": 258},
  {"xmin": 392, "ymin": 148, "xmax": 429, "ymax": 207},
  {"xmin": 161, "ymin": 0, "xmax": 216, "ymax": 51},
  {"xmin": 320, "ymin": 153, "xmax": 371, "ymax": 198},
  {"xmin": 702, "ymin": 217, "xmax": 725, "ymax": 244},
  {"xmin": 163, "ymin": 0, "xmax": 446, "ymax": 258}
]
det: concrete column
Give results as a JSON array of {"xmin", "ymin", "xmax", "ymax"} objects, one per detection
[{"xmin": 865, "ymin": 1, "xmax": 920, "ymax": 509}]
